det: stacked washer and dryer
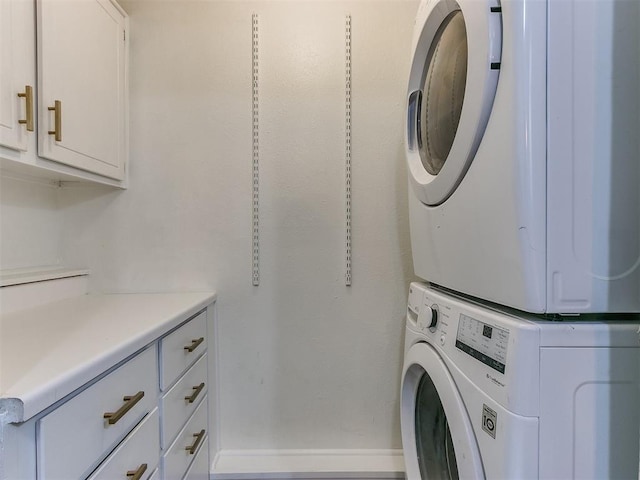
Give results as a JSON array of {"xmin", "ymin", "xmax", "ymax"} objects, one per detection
[{"xmin": 400, "ymin": 0, "xmax": 640, "ymax": 478}]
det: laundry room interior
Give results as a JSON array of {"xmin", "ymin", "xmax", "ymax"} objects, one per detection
[{"xmin": 1, "ymin": 0, "xmax": 639, "ymax": 479}]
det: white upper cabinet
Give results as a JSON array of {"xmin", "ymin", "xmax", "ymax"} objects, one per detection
[
  {"xmin": 37, "ymin": 0, "xmax": 128, "ymax": 181},
  {"xmin": 0, "ymin": 0, "xmax": 35, "ymax": 153},
  {"xmin": 0, "ymin": 0, "xmax": 128, "ymax": 187}
]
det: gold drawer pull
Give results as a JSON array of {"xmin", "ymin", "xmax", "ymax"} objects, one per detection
[
  {"xmin": 184, "ymin": 337, "xmax": 204, "ymax": 353},
  {"xmin": 185, "ymin": 429, "xmax": 205, "ymax": 455},
  {"xmin": 103, "ymin": 391, "xmax": 144, "ymax": 425},
  {"xmin": 47, "ymin": 100, "xmax": 62, "ymax": 141},
  {"xmin": 185, "ymin": 382, "xmax": 205, "ymax": 404},
  {"xmin": 17, "ymin": 85, "xmax": 34, "ymax": 131},
  {"xmin": 126, "ymin": 463, "xmax": 147, "ymax": 480}
]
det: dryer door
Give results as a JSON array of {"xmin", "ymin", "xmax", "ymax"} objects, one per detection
[
  {"xmin": 401, "ymin": 342, "xmax": 484, "ymax": 479},
  {"xmin": 406, "ymin": 0, "xmax": 502, "ymax": 206}
]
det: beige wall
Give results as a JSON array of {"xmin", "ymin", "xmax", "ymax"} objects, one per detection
[
  {"xmin": 0, "ymin": 174, "xmax": 63, "ymax": 271},
  {"xmin": 53, "ymin": 0, "xmax": 416, "ymax": 451}
]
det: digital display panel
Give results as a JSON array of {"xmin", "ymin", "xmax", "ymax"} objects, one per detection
[
  {"xmin": 456, "ymin": 314, "xmax": 508, "ymax": 374},
  {"xmin": 482, "ymin": 325, "xmax": 493, "ymax": 339}
]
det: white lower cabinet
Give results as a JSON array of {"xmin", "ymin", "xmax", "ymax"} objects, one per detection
[
  {"xmin": 183, "ymin": 436, "xmax": 210, "ymax": 480},
  {"xmin": 38, "ymin": 346, "xmax": 157, "ymax": 479},
  {"xmin": 162, "ymin": 398, "xmax": 209, "ymax": 480},
  {"xmin": 159, "ymin": 310, "xmax": 210, "ymax": 479},
  {"xmin": 87, "ymin": 408, "xmax": 160, "ymax": 480},
  {"xmin": 161, "ymin": 354, "xmax": 208, "ymax": 449},
  {"xmin": 160, "ymin": 311, "xmax": 207, "ymax": 391},
  {"xmin": 27, "ymin": 308, "xmax": 212, "ymax": 480}
]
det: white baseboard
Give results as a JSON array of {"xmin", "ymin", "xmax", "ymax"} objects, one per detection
[{"xmin": 211, "ymin": 449, "xmax": 405, "ymax": 480}]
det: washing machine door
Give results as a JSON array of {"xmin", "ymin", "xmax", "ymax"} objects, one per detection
[
  {"xmin": 401, "ymin": 342, "xmax": 484, "ymax": 479},
  {"xmin": 406, "ymin": 0, "xmax": 501, "ymax": 206}
]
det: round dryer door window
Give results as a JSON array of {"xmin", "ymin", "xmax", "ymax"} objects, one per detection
[
  {"xmin": 401, "ymin": 343, "xmax": 485, "ymax": 479},
  {"xmin": 418, "ymin": 10, "xmax": 467, "ymax": 178},
  {"xmin": 406, "ymin": 0, "xmax": 502, "ymax": 206}
]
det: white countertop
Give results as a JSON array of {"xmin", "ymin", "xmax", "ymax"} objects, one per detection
[{"xmin": 0, "ymin": 292, "xmax": 216, "ymax": 423}]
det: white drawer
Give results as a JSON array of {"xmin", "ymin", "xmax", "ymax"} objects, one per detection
[
  {"xmin": 161, "ymin": 353, "xmax": 208, "ymax": 449},
  {"xmin": 160, "ymin": 311, "xmax": 206, "ymax": 390},
  {"xmin": 148, "ymin": 468, "xmax": 160, "ymax": 480},
  {"xmin": 162, "ymin": 396, "xmax": 208, "ymax": 480},
  {"xmin": 88, "ymin": 408, "xmax": 160, "ymax": 480},
  {"xmin": 38, "ymin": 346, "xmax": 158, "ymax": 480},
  {"xmin": 183, "ymin": 434, "xmax": 210, "ymax": 480}
]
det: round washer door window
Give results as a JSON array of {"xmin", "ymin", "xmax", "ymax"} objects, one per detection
[
  {"xmin": 406, "ymin": 0, "xmax": 502, "ymax": 206},
  {"xmin": 415, "ymin": 370, "xmax": 460, "ymax": 478},
  {"xmin": 400, "ymin": 343, "xmax": 485, "ymax": 479}
]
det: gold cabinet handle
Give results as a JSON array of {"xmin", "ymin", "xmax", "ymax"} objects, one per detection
[
  {"xmin": 185, "ymin": 382, "xmax": 205, "ymax": 404},
  {"xmin": 47, "ymin": 100, "xmax": 62, "ymax": 141},
  {"xmin": 103, "ymin": 391, "xmax": 144, "ymax": 425},
  {"xmin": 184, "ymin": 337, "xmax": 204, "ymax": 353},
  {"xmin": 126, "ymin": 463, "xmax": 147, "ymax": 480},
  {"xmin": 185, "ymin": 429, "xmax": 205, "ymax": 455},
  {"xmin": 17, "ymin": 85, "xmax": 34, "ymax": 131}
]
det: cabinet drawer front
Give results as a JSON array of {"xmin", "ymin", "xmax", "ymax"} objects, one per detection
[
  {"xmin": 162, "ymin": 395, "xmax": 208, "ymax": 480},
  {"xmin": 161, "ymin": 353, "xmax": 207, "ymax": 449},
  {"xmin": 88, "ymin": 408, "xmax": 160, "ymax": 480},
  {"xmin": 160, "ymin": 311, "xmax": 206, "ymax": 390},
  {"xmin": 38, "ymin": 346, "xmax": 158, "ymax": 480},
  {"xmin": 183, "ymin": 433, "xmax": 210, "ymax": 480}
]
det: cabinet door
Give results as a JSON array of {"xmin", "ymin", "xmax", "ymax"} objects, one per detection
[
  {"xmin": 0, "ymin": 0, "xmax": 35, "ymax": 152},
  {"xmin": 37, "ymin": 0, "xmax": 127, "ymax": 180}
]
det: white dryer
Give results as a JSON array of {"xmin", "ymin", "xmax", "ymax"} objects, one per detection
[
  {"xmin": 406, "ymin": 0, "xmax": 640, "ymax": 313},
  {"xmin": 400, "ymin": 282, "xmax": 640, "ymax": 479}
]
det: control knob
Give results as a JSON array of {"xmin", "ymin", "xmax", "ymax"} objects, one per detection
[{"xmin": 427, "ymin": 304, "xmax": 439, "ymax": 332}]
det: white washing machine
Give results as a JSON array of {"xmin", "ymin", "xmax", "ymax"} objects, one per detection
[
  {"xmin": 400, "ymin": 282, "xmax": 640, "ymax": 479},
  {"xmin": 406, "ymin": 0, "xmax": 640, "ymax": 313}
]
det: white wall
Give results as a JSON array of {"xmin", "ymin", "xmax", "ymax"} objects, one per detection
[
  {"xmin": 59, "ymin": 0, "xmax": 418, "ymax": 452},
  {"xmin": 0, "ymin": 174, "xmax": 63, "ymax": 271}
]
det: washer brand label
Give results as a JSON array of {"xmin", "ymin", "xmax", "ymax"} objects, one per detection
[
  {"xmin": 482, "ymin": 404, "xmax": 497, "ymax": 439},
  {"xmin": 486, "ymin": 373, "xmax": 505, "ymax": 387}
]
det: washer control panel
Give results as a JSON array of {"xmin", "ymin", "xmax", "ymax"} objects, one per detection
[{"xmin": 455, "ymin": 314, "xmax": 509, "ymax": 374}]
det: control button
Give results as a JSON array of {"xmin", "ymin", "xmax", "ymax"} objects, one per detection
[
  {"xmin": 439, "ymin": 334, "xmax": 446, "ymax": 346},
  {"xmin": 428, "ymin": 304, "xmax": 439, "ymax": 332}
]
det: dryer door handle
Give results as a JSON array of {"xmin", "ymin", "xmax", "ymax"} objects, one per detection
[{"xmin": 408, "ymin": 90, "xmax": 423, "ymax": 151}]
